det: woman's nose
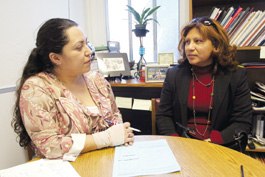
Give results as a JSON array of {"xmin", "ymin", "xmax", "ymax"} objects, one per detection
[
  {"xmin": 186, "ymin": 42, "xmax": 195, "ymax": 50},
  {"xmin": 85, "ymin": 45, "xmax": 92, "ymax": 56}
]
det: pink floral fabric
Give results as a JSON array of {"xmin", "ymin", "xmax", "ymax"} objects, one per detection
[{"xmin": 19, "ymin": 71, "xmax": 122, "ymax": 159}]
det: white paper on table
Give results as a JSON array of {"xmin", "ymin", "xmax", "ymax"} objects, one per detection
[
  {"xmin": 112, "ymin": 139, "xmax": 181, "ymax": 177},
  {"xmin": 0, "ymin": 159, "xmax": 80, "ymax": 177},
  {"xmin": 132, "ymin": 99, "xmax": 151, "ymax": 111},
  {"xmin": 116, "ymin": 97, "xmax": 132, "ymax": 109}
]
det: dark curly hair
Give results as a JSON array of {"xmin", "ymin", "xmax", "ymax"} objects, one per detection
[
  {"xmin": 178, "ymin": 17, "xmax": 238, "ymax": 75},
  {"xmin": 11, "ymin": 18, "xmax": 78, "ymax": 148}
]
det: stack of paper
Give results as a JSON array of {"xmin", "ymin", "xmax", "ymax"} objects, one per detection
[
  {"xmin": 0, "ymin": 159, "xmax": 80, "ymax": 177},
  {"xmin": 112, "ymin": 139, "xmax": 181, "ymax": 177}
]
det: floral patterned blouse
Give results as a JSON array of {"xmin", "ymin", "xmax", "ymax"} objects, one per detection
[{"xmin": 19, "ymin": 71, "xmax": 122, "ymax": 160}]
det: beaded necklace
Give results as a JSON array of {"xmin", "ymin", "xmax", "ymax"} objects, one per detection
[{"xmin": 191, "ymin": 68, "xmax": 215, "ymax": 136}]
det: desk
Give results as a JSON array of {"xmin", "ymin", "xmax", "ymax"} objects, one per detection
[
  {"xmin": 69, "ymin": 135, "xmax": 265, "ymax": 176},
  {"xmin": 109, "ymin": 79, "xmax": 162, "ymax": 135}
]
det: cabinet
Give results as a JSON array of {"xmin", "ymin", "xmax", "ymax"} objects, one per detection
[
  {"xmin": 189, "ymin": 0, "xmax": 265, "ymax": 63},
  {"xmin": 109, "ymin": 79, "xmax": 162, "ymax": 135}
]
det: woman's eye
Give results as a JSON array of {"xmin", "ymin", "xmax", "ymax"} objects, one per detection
[
  {"xmin": 195, "ymin": 39, "xmax": 203, "ymax": 43},
  {"xmin": 184, "ymin": 40, "xmax": 189, "ymax": 45},
  {"xmin": 77, "ymin": 45, "xmax": 83, "ymax": 50}
]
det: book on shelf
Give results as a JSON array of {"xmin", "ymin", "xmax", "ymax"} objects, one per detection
[
  {"xmin": 251, "ymin": 95, "xmax": 265, "ymax": 103},
  {"xmin": 229, "ymin": 8, "xmax": 254, "ymax": 40},
  {"xmin": 228, "ymin": 7, "xmax": 250, "ymax": 35},
  {"xmin": 209, "ymin": 7, "xmax": 219, "ymax": 19},
  {"xmin": 220, "ymin": 6, "xmax": 234, "ymax": 26},
  {"xmin": 224, "ymin": 6, "xmax": 243, "ymax": 30},
  {"xmin": 243, "ymin": 19, "xmax": 265, "ymax": 46},
  {"xmin": 248, "ymin": 26, "xmax": 265, "ymax": 46},
  {"xmin": 259, "ymin": 40, "xmax": 265, "ymax": 46},
  {"xmin": 251, "ymin": 91, "xmax": 265, "ymax": 100},
  {"xmin": 217, "ymin": 9, "xmax": 227, "ymax": 22},
  {"xmin": 206, "ymin": 5, "xmax": 264, "ymax": 47},
  {"xmin": 256, "ymin": 82, "xmax": 265, "ymax": 91},
  {"xmin": 254, "ymin": 30, "xmax": 265, "ymax": 46},
  {"xmin": 255, "ymin": 114, "xmax": 264, "ymax": 138},
  {"xmin": 215, "ymin": 7, "xmax": 226, "ymax": 20},
  {"xmin": 226, "ymin": 10, "xmax": 244, "ymax": 34},
  {"xmin": 237, "ymin": 11, "xmax": 265, "ymax": 47},
  {"xmin": 230, "ymin": 11, "xmax": 256, "ymax": 45},
  {"xmin": 208, "ymin": 6, "xmax": 216, "ymax": 18},
  {"xmin": 251, "ymin": 82, "xmax": 265, "ymax": 111},
  {"xmin": 241, "ymin": 62, "xmax": 265, "ymax": 67}
]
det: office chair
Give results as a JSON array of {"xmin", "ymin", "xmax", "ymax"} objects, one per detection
[{"xmin": 151, "ymin": 98, "xmax": 160, "ymax": 135}]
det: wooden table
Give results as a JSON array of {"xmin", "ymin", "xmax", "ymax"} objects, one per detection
[{"xmin": 69, "ymin": 135, "xmax": 265, "ymax": 177}]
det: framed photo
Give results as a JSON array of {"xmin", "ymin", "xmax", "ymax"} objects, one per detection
[
  {"xmin": 145, "ymin": 64, "xmax": 170, "ymax": 83},
  {"xmin": 158, "ymin": 53, "xmax": 174, "ymax": 65},
  {"xmin": 96, "ymin": 53, "xmax": 131, "ymax": 77}
]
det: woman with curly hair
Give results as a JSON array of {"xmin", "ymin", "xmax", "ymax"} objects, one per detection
[
  {"xmin": 156, "ymin": 17, "xmax": 252, "ymax": 150},
  {"xmin": 12, "ymin": 18, "xmax": 134, "ymax": 161}
]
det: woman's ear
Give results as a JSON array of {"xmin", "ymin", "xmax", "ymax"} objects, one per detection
[
  {"xmin": 213, "ymin": 47, "xmax": 218, "ymax": 52},
  {"xmin": 49, "ymin": 53, "xmax": 61, "ymax": 66}
]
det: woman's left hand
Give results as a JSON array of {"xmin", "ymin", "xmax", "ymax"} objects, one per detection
[
  {"xmin": 123, "ymin": 122, "xmax": 134, "ymax": 146},
  {"xmin": 204, "ymin": 138, "xmax": 211, "ymax": 142}
]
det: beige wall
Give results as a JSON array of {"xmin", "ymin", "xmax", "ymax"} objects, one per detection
[{"xmin": 0, "ymin": 0, "xmax": 189, "ymax": 170}]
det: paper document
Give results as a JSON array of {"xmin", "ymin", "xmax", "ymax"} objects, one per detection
[
  {"xmin": 112, "ymin": 139, "xmax": 181, "ymax": 177},
  {"xmin": 132, "ymin": 99, "xmax": 151, "ymax": 111},
  {"xmin": 261, "ymin": 46, "xmax": 265, "ymax": 59},
  {"xmin": 0, "ymin": 159, "xmax": 80, "ymax": 177},
  {"xmin": 116, "ymin": 97, "xmax": 132, "ymax": 109}
]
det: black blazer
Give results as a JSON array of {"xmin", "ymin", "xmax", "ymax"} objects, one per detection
[{"xmin": 156, "ymin": 64, "xmax": 252, "ymax": 144}]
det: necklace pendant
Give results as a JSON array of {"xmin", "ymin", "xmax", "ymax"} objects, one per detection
[{"xmin": 206, "ymin": 83, "xmax": 210, "ymax": 87}]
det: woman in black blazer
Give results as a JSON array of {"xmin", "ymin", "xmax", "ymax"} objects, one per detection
[{"xmin": 156, "ymin": 17, "xmax": 252, "ymax": 150}]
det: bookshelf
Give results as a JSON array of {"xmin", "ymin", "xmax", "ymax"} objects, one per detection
[{"xmin": 189, "ymin": 0, "xmax": 265, "ymax": 63}]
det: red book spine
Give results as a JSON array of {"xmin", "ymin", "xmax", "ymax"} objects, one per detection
[{"xmin": 224, "ymin": 7, "xmax": 243, "ymax": 30}]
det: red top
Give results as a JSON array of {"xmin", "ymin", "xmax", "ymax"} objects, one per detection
[{"xmin": 186, "ymin": 65, "xmax": 223, "ymax": 144}]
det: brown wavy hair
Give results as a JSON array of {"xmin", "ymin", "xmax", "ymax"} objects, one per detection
[
  {"xmin": 178, "ymin": 17, "xmax": 238, "ymax": 75},
  {"xmin": 11, "ymin": 18, "xmax": 78, "ymax": 148}
]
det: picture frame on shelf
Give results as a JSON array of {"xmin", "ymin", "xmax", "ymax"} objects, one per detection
[
  {"xmin": 96, "ymin": 53, "xmax": 131, "ymax": 78},
  {"xmin": 158, "ymin": 53, "xmax": 174, "ymax": 65},
  {"xmin": 145, "ymin": 64, "xmax": 170, "ymax": 83}
]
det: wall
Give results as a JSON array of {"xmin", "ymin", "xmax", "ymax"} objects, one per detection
[
  {"xmin": 0, "ymin": 0, "xmax": 69, "ymax": 170},
  {"xmin": 0, "ymin": 0, "xmax": 187, "ymax": 170},
  {"xmin": 179, "ymin": 0, "xmax": 190, "ymax": 30},
  {"xmin": 0, "ymin": 0, "xmax": 108, "ymax": 170}
]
